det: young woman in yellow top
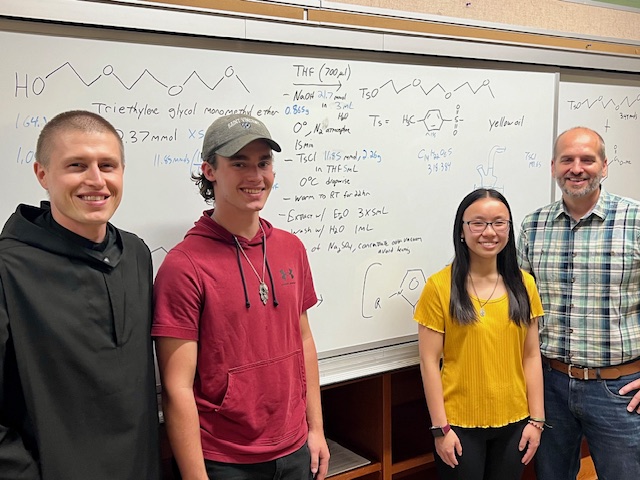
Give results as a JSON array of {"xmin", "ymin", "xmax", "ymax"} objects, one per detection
[{"xmin": 415, "ymin": 188, "xmax": 544, "ymax": 480}]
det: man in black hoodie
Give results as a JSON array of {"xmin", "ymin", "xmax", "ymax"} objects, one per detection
[{"xmin": 0, "ymin": 110, "xmax": 160, "ymax": 479}]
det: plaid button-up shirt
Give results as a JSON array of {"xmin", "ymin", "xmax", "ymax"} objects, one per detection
[{"xmin": 518, "ymin": 189, "xmax": 640, "ymax": 367}]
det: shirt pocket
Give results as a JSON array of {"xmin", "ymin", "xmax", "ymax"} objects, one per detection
[
  {"xmin": 602, "ymin": 250, "xmax": 637, "ymax": 286},
  {"xmin": 212, "ymin": 350, "xmax": 306, "ymax": 446}
]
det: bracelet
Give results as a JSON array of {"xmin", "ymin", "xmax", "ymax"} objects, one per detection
[
  {"xmin": 527, "ymin": 419, "xmax": 544, "ymax": 431},
  {"xmin": 529, "ymin": 417, "xmax": 546, "ymax": 423}
]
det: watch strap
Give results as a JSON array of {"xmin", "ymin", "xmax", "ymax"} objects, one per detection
[{"xmin": 429, "ymin": 423, "xmax": 451, "ymax": 437}]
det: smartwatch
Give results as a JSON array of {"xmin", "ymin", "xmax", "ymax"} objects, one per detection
[{"xmin": 429, "ymin": 423, "xmax": 451, "ymax": 438}]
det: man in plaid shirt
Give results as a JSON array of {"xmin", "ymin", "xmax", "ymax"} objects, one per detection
[{"xmin": 518, "ymin": 127, "xmax": 640, "ymax": 480}]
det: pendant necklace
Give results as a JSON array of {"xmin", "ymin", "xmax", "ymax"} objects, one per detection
[
  {"xmin": 234, "ymin": 224, "xmax": 269, "ymax": 305},
  {"xmin": 468, "ymin": 274, "xmax": 500, "ymax": 317}
]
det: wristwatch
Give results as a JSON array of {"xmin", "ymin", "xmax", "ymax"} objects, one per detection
[{"xmin": 429, "ymin": 423, "xmax": 451, "ymax": 437}]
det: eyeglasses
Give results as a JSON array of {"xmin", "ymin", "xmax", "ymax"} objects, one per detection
[{"xmin": 463, "ymin": 220, "xmax": 511, "ymax": 233}]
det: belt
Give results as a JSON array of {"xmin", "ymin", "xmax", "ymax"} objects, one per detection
[{"xmin": 545, "ymin": 357, "xmax": 640, "ymax": 380}]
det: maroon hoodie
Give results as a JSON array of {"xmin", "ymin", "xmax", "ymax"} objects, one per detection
[{"xmin": 153, "ymin": 211, "xmax": 317, "ymax": 463}]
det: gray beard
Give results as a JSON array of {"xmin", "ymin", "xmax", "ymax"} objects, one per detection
[{"xmin": 556, "ymin": 175, "xmax": 602, "ymax": 199}]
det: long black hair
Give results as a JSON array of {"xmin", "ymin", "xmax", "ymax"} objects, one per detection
[{"xmin": 449, "ymin": 188, "xmax": 532, "ymax": 326}]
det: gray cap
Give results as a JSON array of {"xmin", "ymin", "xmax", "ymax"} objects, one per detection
[{"xmin": 201, "ymin": 114, "xmax": 282, "ymax": 159}]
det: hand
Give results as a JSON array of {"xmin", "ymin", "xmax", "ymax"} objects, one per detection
[
  {"xmin": 434, "ymin": 430, "xmax": 462, "ymax": 468},
  {"xmin": 307, "ymin": 429, "xmax": 330, "ymax": 479},
  {"xmin": 519, "ymin": 422, "xmax": 542, "ymax": 465},
  {"xmin": 619, "ymin": 377, "xmax": 640, "ymax": 413}
]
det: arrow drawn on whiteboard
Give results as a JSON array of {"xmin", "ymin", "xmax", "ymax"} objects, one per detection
[{"xmin": 292, "ymin": 80, "xmax": 342, "ymax": 91}]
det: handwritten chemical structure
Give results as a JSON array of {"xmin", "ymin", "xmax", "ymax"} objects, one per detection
[
  {"xmin": 564, "ymin": 94, "xmax": 640, "ymax": 111},
  {"xmin": 359, "ymin": 78, "xmax": 495, "ymax": 101},
  {"xmin": 362, "ymin": 263, "xmax": 427, "ymax": 318},
  {"xmin": 14, "ymin": 63, "xmax": 250, "ymax": 98},
  {"xmin": 389, "ymin": 269, "xmax": 427, "ymax": 311}
]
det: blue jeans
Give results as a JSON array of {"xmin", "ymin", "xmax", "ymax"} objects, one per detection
[
  {"xmin": 204, "ymin": 442, "xmax": 313, "ymax": 480},
  {"xmin": 535, "ymin": 364, "xmax": 640, "ymax": 480}
]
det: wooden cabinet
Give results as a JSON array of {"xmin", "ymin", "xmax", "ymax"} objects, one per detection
[
  {"xmin": 322, "ymin": 365, "xmax": 540, "ymax": 479},
  {"xmin": 322, "ymin": 366, "xmax": 437, "ymax": 479}
]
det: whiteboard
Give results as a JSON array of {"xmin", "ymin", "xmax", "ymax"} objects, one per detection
[
  {"xmin": 558, "ymin": 81, "xmax": 640, "ymax": 201},
  {"xmin": 0, "ymin": 29, "xmax": 556, "ymax": 358}
]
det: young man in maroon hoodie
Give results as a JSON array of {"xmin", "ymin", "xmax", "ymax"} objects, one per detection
[{"xmin": 153, "ymin": 114, "xmax": 329, "ymax": 480}]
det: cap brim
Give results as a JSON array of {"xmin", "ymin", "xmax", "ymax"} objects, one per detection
[{"xmin": 215, "ymin": 135, "xmax": 282, "ymax": 157}]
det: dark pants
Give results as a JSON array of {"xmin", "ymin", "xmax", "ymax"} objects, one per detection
[
  {"xmin": 435, "ymin": 419, "xmax": 528, "ymax": 480},
  {"xmin": 203, "ymin": 442, "xmax": 313, "ymax": 480}
]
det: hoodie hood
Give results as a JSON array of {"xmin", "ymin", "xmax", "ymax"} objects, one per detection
[
  {"xmin": 185, "ymin": 209, "xmax": 274, "ymax": 246},
  {"xmin": 0, "ymin": 202, "xmax": 123, "ymax": 271},
  {"xmin": 187, "ymin": 209, "xmax": 278, "ymax": 308}
]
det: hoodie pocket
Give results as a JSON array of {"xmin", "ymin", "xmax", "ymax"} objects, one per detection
[{"xmin": 212, "ymin": 350, "xmax": 306, "ymax": 446}]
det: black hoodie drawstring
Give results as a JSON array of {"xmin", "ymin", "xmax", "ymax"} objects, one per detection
[
  {"xmin": 234, "ymin": 242, "xmax": 251, "ymax": 308},
  {"xmin": 265, "ymin": 253, "xmax": 279, "ymax": 307}
]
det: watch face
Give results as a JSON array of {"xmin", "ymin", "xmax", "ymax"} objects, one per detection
[{"xmin": 430, "ymin": 424, "xmax": 450, "ymax": 437}]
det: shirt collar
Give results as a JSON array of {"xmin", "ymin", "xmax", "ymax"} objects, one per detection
[{"xmin": 555, "ymin": 187, "xmax": 609, "ymax": 223}]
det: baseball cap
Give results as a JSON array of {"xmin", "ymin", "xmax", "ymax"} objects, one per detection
[{"xmin": 201, "ymin": 114, "xmax": 282, "ymax": 159}]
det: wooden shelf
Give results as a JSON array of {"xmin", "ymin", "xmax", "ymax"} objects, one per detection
[
  {"xmin": 321, "ymin": 365, "xmax": 439, "ymax": 480},
  {"xmin": 391, "ymin": 452, "xmax": 435, "ymax": 475},
  {"xmin": 328, "ymin": 462, "xmax": 382, "ymax": 479}
]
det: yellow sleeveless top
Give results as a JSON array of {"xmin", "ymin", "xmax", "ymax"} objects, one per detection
[{"xmin": 414, "ymin": 265, "xmax": 543, "ymax": 428}]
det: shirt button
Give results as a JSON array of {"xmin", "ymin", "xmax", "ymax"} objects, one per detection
[{"xmin": 571, "ymin": 277, "xmax": 575, "ymax": 283}]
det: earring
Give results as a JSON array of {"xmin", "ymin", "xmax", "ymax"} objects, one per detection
[{"xmin": 460, "ymin": 237, "xmax": 465, "ymax": 243}]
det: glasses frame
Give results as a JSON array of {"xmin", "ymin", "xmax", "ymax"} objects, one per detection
[{"xmin": 463, "ymin": 219, "xmax": 512, "ymax": 233}]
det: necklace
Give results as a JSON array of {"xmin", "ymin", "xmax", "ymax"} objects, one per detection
[
  {"xmin": 468, "ymin": 274, "xmax": 500, "ymax": 317},
  {"xmin": 234, "ymin": 224, "xmax": 268, "ymax": 305}
]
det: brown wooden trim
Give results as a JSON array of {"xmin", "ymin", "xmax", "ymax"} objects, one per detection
[
  {"xmin": 308, "ymin": 10, "xmax": 640, "ymax": 57},
  {"xmin": 391, "ymin": 452, "xmax": 435, "ymax": 474},
  {"xmin": 142, "ymin": 0, "xmax": 304, "ymax": 20},
  {"xmin": 328, "ymin": 462, "xmax": 382, "ymax": 479},
  {"xmin": 141, "ymin": 0, "xmax": 640, "ymax": 57},
  {"xmin": 382, "ymin": 373, "xmax": 393, "ymax": 480}
]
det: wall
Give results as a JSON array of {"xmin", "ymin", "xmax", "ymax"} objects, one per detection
[{"xmin": 327, "ymin": 0, "xmax": 640, "ymax": 41}]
